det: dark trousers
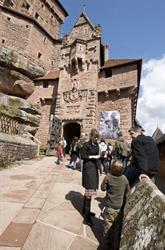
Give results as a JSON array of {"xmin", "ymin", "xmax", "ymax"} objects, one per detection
[
  {"xmin": 124, "ymin": 165, "xmax": 140, "ymax": 186},
  {"xmin": 70, "ymin": 152, "xmax": 78, "ymax": 163}
]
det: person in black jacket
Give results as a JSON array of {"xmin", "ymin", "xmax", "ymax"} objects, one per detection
[
  {"xmin": 124, "ymin": 126, "xmax": 160, "ymax": 186},
  {"xmin": 81, "ymin": 128, "xmax": 100, "ymax": 226}
]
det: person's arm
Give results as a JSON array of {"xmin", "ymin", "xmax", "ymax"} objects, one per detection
[
  {"xmin": 101, "ymin": 176, "xmax": 108, "ymax": 191},
  {"xmin": 125, "ymin": 179, "xmax": 130, "ymax": 197},
  {"xmin": 132, "ymin": 139, "xmax": 148, "ymax": 172},
  {"xmin": 81, "ymin": 142, "xmax": 100, "ymax": 160}
]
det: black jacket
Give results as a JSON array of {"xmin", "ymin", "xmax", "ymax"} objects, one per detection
[
  {"xmin": 81, "ymin": 140, "xmax": 99, "ymax": 189},
  {"xmin": 131, "ymin": 134, "xmax": 159, "ymax": 173}
]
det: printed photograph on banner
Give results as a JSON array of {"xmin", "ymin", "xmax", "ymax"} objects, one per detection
[{"xmin": 100, "ymin": 111, "xmax": 120, "ymax": 139}]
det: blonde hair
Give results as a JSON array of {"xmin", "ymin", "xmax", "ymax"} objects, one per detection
[{"xmin": 111, "ymin": 160, "xmax": 123, "ymax": 177}]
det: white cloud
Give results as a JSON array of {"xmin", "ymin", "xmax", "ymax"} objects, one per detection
[{"xmin": 136, "ymin": 55, "xmax": 165, "ymax": 136}]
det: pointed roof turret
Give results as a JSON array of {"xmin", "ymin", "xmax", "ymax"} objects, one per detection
[
  {"xmin": 152, "ymin": 127, "xmax": 163, "ymax": 142},
  {"xmin": 73, "ymin": 12, "xmax": 95, "ymax": 30}
]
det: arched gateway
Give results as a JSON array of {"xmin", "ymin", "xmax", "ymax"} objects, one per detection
[{"xmin": 63, "ymin": 122, "xmax": 81, "ymax": 153}]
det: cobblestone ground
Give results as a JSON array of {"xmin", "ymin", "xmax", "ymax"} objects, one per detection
[{"xmin": 0, "ymin": 156, "xmax": 105, "ymax": 250}]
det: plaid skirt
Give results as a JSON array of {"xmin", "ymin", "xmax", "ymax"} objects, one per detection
[{"xmin": 85, "ymin": 189, "xmax": 97, "ymax": 197}]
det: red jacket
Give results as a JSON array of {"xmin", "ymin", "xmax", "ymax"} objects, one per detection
[{"xmin": 56, "ymin": 144, "xmax": 62, "ymax": 156}]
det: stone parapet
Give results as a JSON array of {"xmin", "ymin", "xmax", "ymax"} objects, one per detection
[
  {"xmin": 120, "ymin": 180, "xmax": 165, "ymax": 249},
  {"xmin": 0, "ymin": 132, "xmax": 38, "ymax": 167}
]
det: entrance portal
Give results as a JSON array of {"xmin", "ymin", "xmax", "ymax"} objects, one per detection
[{"xmin": 63, "ymin": 122, "xmax": 81, "ymax": 153}]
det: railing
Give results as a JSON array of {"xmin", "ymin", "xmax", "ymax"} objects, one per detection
[{"xmin": 0, "ymin": 113, "xmax": 18, "ymax": 135}]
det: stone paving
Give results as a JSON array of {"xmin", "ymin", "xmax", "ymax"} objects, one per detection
[{"xmin": 0, "ymin": 157, "xmax": 105, "ymax": 250}]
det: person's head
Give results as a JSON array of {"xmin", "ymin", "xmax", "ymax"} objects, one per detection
[
  {"xmin": 81, "ymin": 132, "xmax": 85, "ymax": 138},
  {"xmin": 90, "ymin": 128, "xmax": 100, "ymax": 144},
  {"xmin": 100, "ymin": 138, "xmax": 105, "ymax": 143},
  {"xmin": 128, "ymin": 126, "xmax": 142, "ymax": 139},
  {"xmin": 105, "ymin": 119, "xmax": 111, "ymax": 128},
  {"xmin": 73, "ymin": 136, "xmax": 78, "ymax": 142},
  {"xmin": 111, "ymin": 160, "xmax": 123, "ymax": 177},
  {"xmin": 117, "ymin": 131, "xmax": 123, "ymax": 137}
]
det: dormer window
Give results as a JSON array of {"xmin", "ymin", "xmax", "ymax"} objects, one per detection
[{"xmin": 84, "ymin": 28, "xmax": 88, "ymax": 33}]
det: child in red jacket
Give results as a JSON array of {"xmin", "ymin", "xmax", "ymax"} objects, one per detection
[{"xmin": 55, "ymin": 141, "xmax": 63, "ymax": 165}]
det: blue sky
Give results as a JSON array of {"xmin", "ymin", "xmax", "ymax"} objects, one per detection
[
  {"xmin": 60, "ymin": 0, "xmax": 165, "ymax": 135},
  {"xmin": 60, "ymin": 0, "xmax": 164, "ymax": 61}
]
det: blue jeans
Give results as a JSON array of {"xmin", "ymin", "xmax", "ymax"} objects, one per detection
[{"xmin": 56, "ymin": 155, "xmax": 61, "ymax": 164}]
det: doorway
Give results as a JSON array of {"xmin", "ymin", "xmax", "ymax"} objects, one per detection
[{"xmin": 63, "ymin": 122, "xmax": 81, "ymax": 153}]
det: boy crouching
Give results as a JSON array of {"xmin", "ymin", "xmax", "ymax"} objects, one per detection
[{"xmin": 101, "ymin": 160, "xmax": 130, "ymax": 250}]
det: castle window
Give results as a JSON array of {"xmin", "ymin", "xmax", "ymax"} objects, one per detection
[
  {"xmin": 105, "ymin": 70, "xmax": 112, "ymax": 78},
  {"xmin": 21, "ymin": 1, "xmax": 30, "ymax": 10},
  {"xmin": 71, "ymin": 59, "xmax": 77, "ymax": 76},
  {"xmin": 7, "ymin": 17, "xmax": 11, "ymax": 21},
  {"xmin": 78, "ymin": 58, "xmax": 83, "ymax": 71},
  {"xmin": 43, "ymin": 81, "xmax": 49, "ymax": 88},
  {"xmin": 84, "ymin": 28, "xmax": 88, "ymax": 33},
  {"xmin": 2, "ymin": 39, "xmax": 5, "ymax": 44},
  {"xmin": 72, "ymin": 60, "xmax": 76, "ymax": 71},
  {"xmin": 35, "ymin": 13, "xmax": 39, "ymax": 19},
  {"xmin": 38, "ymin": 52, "xmax": 42, "ymax": 59},
  {"xmin": 26, "ymin": 25, "xmax": 29, "ymax": 28}
]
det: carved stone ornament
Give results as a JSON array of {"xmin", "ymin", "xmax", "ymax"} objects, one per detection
[{"xmin": 63, "ymin": 87, "xmax": 88, "ymax": 103}]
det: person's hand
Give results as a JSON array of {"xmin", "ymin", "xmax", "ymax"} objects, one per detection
[{"xmin": 139, "ymin": 174, "xmax": 150, "ymax": 182}]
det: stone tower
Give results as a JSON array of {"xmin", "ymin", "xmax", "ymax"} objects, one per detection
[{"xmin": 55, "ymin": 12, "xmax": 103, "ymax": 146}]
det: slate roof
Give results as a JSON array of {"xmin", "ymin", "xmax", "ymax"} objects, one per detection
[{"xmin": 101, "ymin": 59, "xmax": 142, "ymax": 70}]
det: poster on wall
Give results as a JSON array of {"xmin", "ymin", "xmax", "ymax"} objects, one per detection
[{"xmin": 99, "ymin": 111, "xmax": 120, "ymax": 139}]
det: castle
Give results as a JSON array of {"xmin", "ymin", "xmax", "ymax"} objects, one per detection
[{"xmin": 0, "ymin": 0, "xmax": 142, "ymax": 151}]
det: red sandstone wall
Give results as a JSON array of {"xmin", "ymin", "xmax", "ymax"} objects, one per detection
[
  {"xmin": 98, "ymin": 64, "xmax": 138, "ymax": 140},
  {"xmin": 0, "ymin": 10, "xmax": 61, "ymax": 70},
  {"xmin": 2, "ymin": 0, "xmax": 66, "ymax": 39},
  {"xmin": 98, "ymin": 64, "xmax": 138, "ymax": 93},
  {"xmin": 34, "ymin": 104, "xmax": 51, "ymax": 146},
  {"xmin": 28, "ymin": 80, "xmax": 58, "ymax": 105},
  {"xmin": 28, "ymin": 80, "xmax": 58, "ymax": 145},
  {"xmin": 0, "ymin": 133, "xmax": 38, "ymax": 165}
]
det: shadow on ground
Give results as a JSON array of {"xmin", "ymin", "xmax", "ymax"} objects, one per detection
[{"xmin": 65, "ymin": 191, "xmax": 103, "ymax": 249}]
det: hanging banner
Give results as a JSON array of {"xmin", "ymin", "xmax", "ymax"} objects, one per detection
[{"xmin": 100, "ymin": 111, "xmax": 120, "ymax": 139}]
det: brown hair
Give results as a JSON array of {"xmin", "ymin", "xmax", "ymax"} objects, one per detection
[
  {"xmin": 89, "ymin": 128, "xmax": 100, "ymax": 139},
  {"xmin": 111, "ymin": 160, "xmax": 123, "ymax": 177},
  {"xmin": 128, "ymin": 126, "xmax": 142, "ymax": 133}
]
